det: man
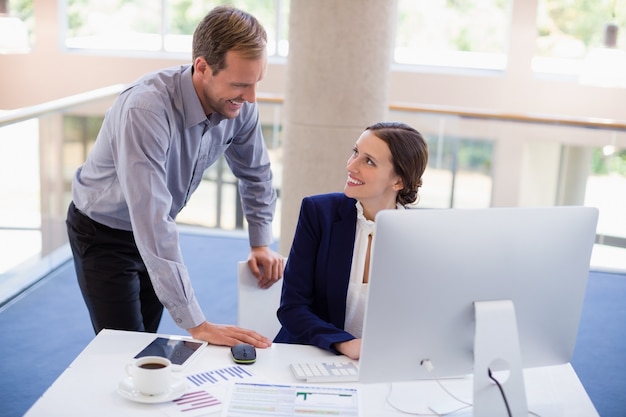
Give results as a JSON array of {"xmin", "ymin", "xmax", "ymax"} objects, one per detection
[{"xmin": 66, "ymin": 6, "xmax": 283, "ymax": 348}]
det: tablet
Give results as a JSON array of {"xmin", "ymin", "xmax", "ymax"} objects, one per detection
[{"xmin": 134, "ymin": 336, "xmax": 208, "ymax": 371}]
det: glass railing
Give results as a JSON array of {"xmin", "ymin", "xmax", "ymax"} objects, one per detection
[
  {"xmin": 0, "ymin": 86, "xmax": 123, "ymax": 304},
  {"xmin": 389, "ymin": 102, "xmax": 626, "ymax": 273},
  {"xmin": 2, "ymin": 88, "xmax": 624, "ymax": 306},
  {"xmin": 0, "ymin": 89, "xmax": 286, "ymax": 306}
]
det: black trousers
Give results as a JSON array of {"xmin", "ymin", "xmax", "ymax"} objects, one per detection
[{"xmin": 66, "ymin": 202, "xmax": 163, "ymax": 334}]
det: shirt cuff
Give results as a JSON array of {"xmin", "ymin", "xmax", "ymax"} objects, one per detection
[
  {"xmin": 167, "ymin": 298, "xmax": 206, "ymax": 330},
  {"xmin": 247, "ymin": 223, "xmax": 274, "ymax": 248}
]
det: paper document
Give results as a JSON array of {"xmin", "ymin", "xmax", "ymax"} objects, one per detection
[{"xmin": 221, "ymin": 382, "xmax": 359, "ymax": 416}]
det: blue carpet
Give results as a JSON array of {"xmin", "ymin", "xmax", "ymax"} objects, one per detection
[
  {"xmin": 0, "ymin": 229, "xmax": 623, "ymax": 417},
  {"xmin": 571, "ymin": 271, "xmax": 626, "ymax": 417},
  {"xmin": 0, "ymin": 262, "xmax": 93, "ymax": 417}
]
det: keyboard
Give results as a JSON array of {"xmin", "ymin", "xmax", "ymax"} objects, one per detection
[{"xmin": 289, "ymin": 361, "xmax": 359, "ymax": 383}]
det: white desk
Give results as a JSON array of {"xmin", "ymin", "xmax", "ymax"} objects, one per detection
[{"xmin": 25, "ymin": 329, "xmax": 598, "ymax": 417}]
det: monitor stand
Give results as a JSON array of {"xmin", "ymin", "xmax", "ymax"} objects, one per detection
[{"xmin": 473, "ymin": 299, "xmax": 529, "ymax": 416}]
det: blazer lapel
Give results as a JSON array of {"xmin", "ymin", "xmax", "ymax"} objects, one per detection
[{"xmin": 325, "ymin": 198, "xmax": 357, "ymax": 324}]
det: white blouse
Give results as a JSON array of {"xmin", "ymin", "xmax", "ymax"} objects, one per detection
[{"xmin": 344, "ymin": 201, "xmax": 405, "ymax": 338}]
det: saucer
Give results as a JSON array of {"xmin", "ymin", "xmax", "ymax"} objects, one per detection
[{"xmin": 117, "ymin": 375, "xmax": 186, "ymax": 404}]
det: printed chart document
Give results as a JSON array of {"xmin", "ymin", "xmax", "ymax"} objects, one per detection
[
  {"xmin": 161, "ymin": 366, "xmax": 260, "ymax": 417},
  {"xmin": 220, "ymin": 382, "xmax": 360, "ymax": 416}
]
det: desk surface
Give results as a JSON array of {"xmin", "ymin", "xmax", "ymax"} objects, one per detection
[{"xmin": 25, "ymin": 329, "xmax": 598, "ymax": 417}]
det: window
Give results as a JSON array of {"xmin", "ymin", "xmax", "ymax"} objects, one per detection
[
  {"xmin": 63, "ymin": 0, "xmax": 515, "ymax": 70},
  {"xmin": 394, "ymin": 0, "xmax": 513, "ymax": 71},
  {"xmin": 586, "ymin": 145, "xmax": 626, "ymax": 243},
  {"xmin": 422, "ymin": 134, "xmax": 493, "ymax": 208},
  {"xmin": 4, "ymin": 0, "xmax": 33, "ymax": 52},
  {"xmin": 533, "ymin": 0, "xmax": 626, "ymax": 83},
  {"xmin": 65, "ymin": 0, "xmax": 162, "ymax": 52},
  {"xmin": 63, "ymin": 0, "xmax": 288, "ymax": 57}
]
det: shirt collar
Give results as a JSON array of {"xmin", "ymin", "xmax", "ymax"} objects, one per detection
[
  {"xmin": 180, "ymin": 65, "xmax": 221, "ymax": 129},
  {"xmin": 355, "ymin": 201, "xmax": 406, "ymax": 234}
]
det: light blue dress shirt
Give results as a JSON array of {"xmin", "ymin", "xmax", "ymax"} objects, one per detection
[{"xmin": 72, "ymin": 65, "xmax": 277, "ymax": 329}]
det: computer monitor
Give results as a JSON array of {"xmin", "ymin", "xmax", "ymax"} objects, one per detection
[{"xmin": 358, "ymin": 206, "xmax": 598, "ymax": 415}]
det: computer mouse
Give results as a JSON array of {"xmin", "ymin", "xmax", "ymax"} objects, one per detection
[{"xmin": 231, "ymin": 343, "xmax": 256, "ymax": 364}]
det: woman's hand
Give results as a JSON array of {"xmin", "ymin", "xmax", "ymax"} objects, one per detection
[{"xmin": 334, "ymin": 339, "xmax": 361, "ymax": 360}]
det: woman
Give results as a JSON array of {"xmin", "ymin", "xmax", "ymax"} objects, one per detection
[{"xmin": 275, "ymin": 122, "xmax": 429, "ymax": 359}]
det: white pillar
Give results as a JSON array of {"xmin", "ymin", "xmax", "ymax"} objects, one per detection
[{"xmin": 279, "ymin": 0, "xmax": 398, "ymax": 254}]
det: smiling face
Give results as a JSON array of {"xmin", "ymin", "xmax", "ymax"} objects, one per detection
[
  {"xmin": 344, "ymin": 130, "xmax": 403, "ymax": 221},
  {"xmin": 192, "ymin": 50, "xmax": 266, "ymax": 118}
]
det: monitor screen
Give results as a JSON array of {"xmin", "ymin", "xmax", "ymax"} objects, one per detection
[{"xmin": 359, "ymin": 206, "xmax": 598, "ymax": 387}]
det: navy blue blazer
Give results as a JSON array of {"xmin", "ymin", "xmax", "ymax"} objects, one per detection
[{"xmin": 274, "ymin": 193, "xmax": 358, "ymax": 354}]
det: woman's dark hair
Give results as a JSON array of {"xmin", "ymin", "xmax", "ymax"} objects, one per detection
[
  {"xmin": 365, "ymin": 121, "xmax": 429, "ymax": 205},
  {"xmin": 192, "ymin": 6, "xmax": 267, "ymax": 75}
]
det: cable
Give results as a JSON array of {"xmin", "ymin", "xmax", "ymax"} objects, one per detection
[
  {"xmin": 488, "ymin": 367, "xmax": 512, "ymax": 417},
  {"xmin": 383, "ymin": 359, "xmax": 473, "ymax": 416},
  {"xmin": 420, "ymin": 360, "xmax": 472, "ymax": 407},
  {"xmin": 385, "ymin": 360, "xmax": 542, "ymax": 417},
  {"xmin": 484, "ymin": 368, "xmax": 543, "ymax": 417},
  {"xmin": 384, "ymin": 382, "xmax": 472, "ymax": 416}
]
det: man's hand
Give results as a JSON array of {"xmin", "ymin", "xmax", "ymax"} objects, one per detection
[
  {"xmin": 248, "ymin": 246, "xmax": 285, "ymax": 289},
  {"xmin": 188, "ymin": 321, "xmax": 272, "ymax": 348}
]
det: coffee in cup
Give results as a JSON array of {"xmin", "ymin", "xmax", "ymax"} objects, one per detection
[{"xmin": 125, "ymin": 356, "xmax": 172, "ymax": 396}]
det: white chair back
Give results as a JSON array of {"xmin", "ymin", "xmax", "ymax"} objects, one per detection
[{"xmin": 237, "ymin": 260, "xmax": 283, "ymax": 339}]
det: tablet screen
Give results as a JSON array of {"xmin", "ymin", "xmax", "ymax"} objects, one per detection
[{"xmin": 134, "ymin": 337, "xmax": 207, "ymax": 367}]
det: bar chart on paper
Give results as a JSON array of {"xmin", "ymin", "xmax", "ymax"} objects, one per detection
[
  {"xmin": 171, "ymin": 390, "xmax": 221, "ymax": 413},
  {"xmin": 186, "ymin": 365, "xmax": 255, "ymax": 387}
]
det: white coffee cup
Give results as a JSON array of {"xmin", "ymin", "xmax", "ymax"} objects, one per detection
[{"xmin": 125, "ymin": 356, "xmax": 172, "ymax": 396}]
